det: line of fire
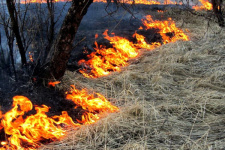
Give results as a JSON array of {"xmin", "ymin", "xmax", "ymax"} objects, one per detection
[{"xmin": 0, "ymin": 0, "xmax": 222, "ymax": 149}]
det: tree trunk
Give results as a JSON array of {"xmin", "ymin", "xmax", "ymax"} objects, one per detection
[
  {"xmin": 35, "ymin": 0, "xmax": 93, "ymax": 80},
  {"xmin": 212, "ymin": 0, "xmax": 224, "ymax": 27},
  {"xmin": 6, "ymin": 0, "xmax": 27, "ymax": 65},
  {"xmin": 44, "ymin": 0, "xmax": 55, "ymax": 61}
]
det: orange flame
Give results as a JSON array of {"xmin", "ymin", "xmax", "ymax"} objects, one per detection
[
  {"xmin": 48, "ymin": 81, "xmax": 61, "ymax": 87},
  {"xmin": 157, "ymin": 10, "xmax": 165, "ymax": 13},
  {"xmin": 28, "ymin": 52, "xmax": 34, "ymax": 62},
  {"xmin": 0, "ymin": 86, "xmax": 118, "ymax": 149},
  {"xmin": 95, "ymin": 33, "xmax": 99, "ymax": 39},
  {"xmin": 20, "ymin": 0, "xmax": 212, "ymax": 11},
  {"xmin": 21, "ymin": 0, "xmax": 69, "ymax": 4},
  {"xmin": 66, "ymin": 85, "xmax": 119, "ymax": 113},
  {"xmin": 139, "ymin": 15, "xmax": 189, "ymax": 44},
  {"xmin": 78, "ymin": 29, "xmax": 139, "ymax": 78},
  {"xmin": 78, "ymin": 15, "xmax": 189, "ymax": 78},
  {"xmin": 133, "ymin": 32, "xmax": 161, "ymax": 49},
  {"xmin": 193, "ymin": 0, "xmax": 213, "ymax": 10}
]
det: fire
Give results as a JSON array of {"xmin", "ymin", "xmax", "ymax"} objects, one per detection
[
  {"xmin": 157, "ymin": 10, "xmax": 164, "ymax": 13},
  {"xmin": 93, "ymin": 0, "xmax": 107, "ymax": 2},
  {"xmin": 21, "ymin": 0, "xmax": 68, "ymax": 4},
  {"xmin": 139, "ymin": 15, "xmax": 189, "ymax": 44},
  {"xmin": 28, "ymin": 52, "xmax": 34, "ymax": 62},
  {"xmin": 0, "ymin": 86, "xmax": 118, "ymax": 149},
  {"xmin": 78, "ymin": 15, "xmax": 189, "ymax": 78},
  {"xmin": 48, "ymin": 81, "xmax": 61, "ymax": 87},
  {"xmin": 125, "ymin": 0, "xmax": 160, "ymax": 5},
  {"xmin": 193, "ymin": 0, "xmax": 213, "ymax": 10},
  {"xmin": 78, "ymin": 30, "xmax": 139, "ymax": 78},
  {"xmin": 20, "ymin": 0, "xmax": 213, "ymax": 12},
  {"xmin": 19, "ymin": 0, "xmax": 211, "ymax": 10},
  {"xmin": 133, "ymin": 32, "xmax": 161, "ymax": 49},
  {"xmin": 66, "ymin": 85, "xmax": 119, "ymax": 123}
]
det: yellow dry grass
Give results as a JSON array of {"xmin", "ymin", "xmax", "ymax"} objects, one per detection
[{"xmin": 40, "ymin": 9, "xmax": 225, "ymax": 150}]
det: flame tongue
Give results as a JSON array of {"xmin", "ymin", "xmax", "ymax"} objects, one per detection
[
  {"xmin": 78, "ymin": 29, "xmax": 139, "ymax": 78},
  {"xmin": 20, "ymin": 0, "xmax": 213, "ymax": 11},
  {"xmin": 140, "ymin": 15, "xmax": 189, "ymax": 44},
  {"xmin": 103, "ymin": 30, "xmax": 139, "ymax": 58},
  {"xmin": 133, "ymin": 32, "xmax": 161, "ymax": 49},
  {"xmin": 66, "ymin": 85, "xmax": 119, "ymax": 113},
  {"xmin": 193, "ymin": 0, "xmax": 213, "ymax": 10},
  {"xmin": 66, "ymin": 85, "xmax": 119, "ymax": 124},
  {"xmin": 1, "ymin": 96, "xmax": 69, "ymax": 149},
  {"xmin": 0, "ymin": 86, "xmax": 118, "ymax": 149}
]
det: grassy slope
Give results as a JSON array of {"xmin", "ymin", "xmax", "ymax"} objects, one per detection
[{"xmin": 41, "ymin": 9, "xmax": 225, "ymax": 150}]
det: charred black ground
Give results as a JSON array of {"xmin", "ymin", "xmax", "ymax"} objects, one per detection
[{"xmin": 0, "ymin": 2, "xmax": 183, "ymax": 130}]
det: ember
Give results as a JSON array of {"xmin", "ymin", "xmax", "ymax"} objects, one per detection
[
  {"xmin": 48, "ymin": 81, "xmax": 61, "ymax": 87},
  {"xmin": 28, "ymin": 52, "xmax": 34, "ymax": 63}
]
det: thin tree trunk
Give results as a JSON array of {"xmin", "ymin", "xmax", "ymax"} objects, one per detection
[
  {"xmin": 9, "ymin": 32, "xmax": 17, "ymax": 81},
  {"xmin": 45, "ymin": 0, "xmax": 55, "ymax": 60},
  {"xmin": 0, "ymin": 32, "xmax": 6, "ymax": 66},
  {"xmin": 37, "ymin": 0, "xmax": 93, "ymax": 80},
  {"xmin": 212, "ymin": 0, "xmax": 224, "ymax": 27},
  {"xmin": 6, "ymin": 0, "xmax": 27, "ymax": 65}
]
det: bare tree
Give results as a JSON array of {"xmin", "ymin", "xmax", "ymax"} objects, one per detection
[
  {"xmin": 0, "ymin": 2, "xmax": 17, "ymax": 79},
  {"xmin": 3, "ymin": 0, "xmax": 132, "ymax": 81},
  {"xmin": 34, "ymin": 0, "xmax": 93, "ymax": 80},
  {"xmin": 6, "ymin": 0, "xmax": 27, "ymax": 65},
  {"xmin": 34, "ymin": 0, "xmax": 134, "ymax": 81}
]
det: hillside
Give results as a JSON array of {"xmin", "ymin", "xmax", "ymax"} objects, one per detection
[{"xmin": 39, "ymin": 9, "xmax": 225, "ymax": 150}]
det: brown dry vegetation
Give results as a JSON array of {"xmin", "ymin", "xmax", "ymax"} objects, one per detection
[{"xmin": 40, "ymin": 9, "xmax": 225, "ymax": 150}]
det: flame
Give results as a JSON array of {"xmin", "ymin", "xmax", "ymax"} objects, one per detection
[
  {"xmin": 93, "ymin": 0, "xmax": 107, "ymax": 2},
  {"xmin": 66, "ymin": 85, "xmax": 119, "ymax": 124},
  {"xmin": 19, "ymin": 0, "xmax": 213, "ymax": 12},
  {"xmin": 133, "ymin": 32, "xmax": 161, "ymax": 49},
  {"xmin": 157, "ymin": 10, "xmax": 165, "ymax": 13},
  {"xmin": 20, "ymin": 0, "xmax": 68, "ymax": 4},
  {"xmin": 193, "ymin": 0, "xmax": 213, "ymax": 10},
  {"xmin": 125, "ymin": 0, "xmax": 160, "ymax": 5},
  {"xmin": 78, "ymin": 29, "xmax": 139, "ymax": 78},
  {"xmin": 0, "ymin": 86, "xmax": 118, "ymax": 149},
  {"xmin": 20, "ymin": 0, "xmax": 212, "ymax": 9},
  {"xmin": 66, "ymin": 85, "xmax": 119, "ymax": 113},
  {"xmin": 95, "ymin": 33, "xmax": 99, "ymax": 39},
  {"xmin": 28, "ymin": 52, "xmax": 34, "ymax": 62},
  {"xmin": 19, "ymin": 0, "xmax": 212, "ymax": 11},
  {"xmin": 78, "ymin": 15, "xmax": 189, "ymax": 78},
  {"xmin": 139, "ymin": 15, "xmax": 189, "ymax": 44},
  {"xmin": 48, "ymin": 81, "xmax": 61, "ymax": 87}
]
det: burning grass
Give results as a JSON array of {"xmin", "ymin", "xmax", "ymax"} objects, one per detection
[
  {"xmin": 42, "ymin": 10, "xmax": 225, "ymax": 149},
  {"xmin": 78, "ymin": 15, "xmax": 189, "ymax": 78},
  {"xmin": 20, "ymin": 0, "xmax": 213, "ymax": 11},
  {"xmin": 0, "ymin": 86, "xmax": 118, "ymax": 149},
  {"xmin": 0, "ymin": 5, "xmax": 223, "ymax": 150}
]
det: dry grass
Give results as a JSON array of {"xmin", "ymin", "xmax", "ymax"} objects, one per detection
[{"xmin": 40, "ymin": 10, "xmax": 225, "ymax": 150}]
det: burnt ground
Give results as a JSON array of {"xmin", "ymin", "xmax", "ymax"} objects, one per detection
[
  {"xmin": 0, "ymin": 3, "xmax": 184, "ymax": 124},
  {"xmin": 2, "ymin": 2, "xmax": 224, "ymax": 149},
  {"xmin": 0, "ymin": 71, "xmax": 83, "ymax": 121}
]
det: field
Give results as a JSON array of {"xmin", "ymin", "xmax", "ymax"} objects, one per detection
[{"xmin": 39, "ymin": 8, "xmax": 225, "ymax": 150}]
